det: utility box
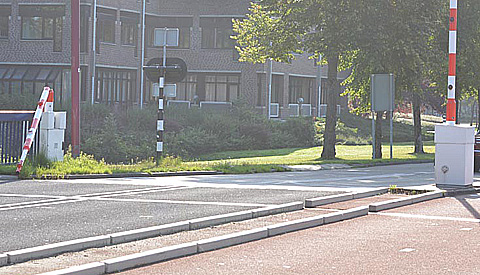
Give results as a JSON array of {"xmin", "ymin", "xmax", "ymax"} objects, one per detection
[
  {"xmin": 40, "ymin": 112, "xmax": 55, "ymax": 130},
  {"xmin": 40, "ymin": 111, "xmax": 65, "ymax": 161},
  {"xmin": 39, "ymin": 129, "xmax": 64, "ymax": 161},
  {"xmin": 435, "ymin": 124, "xmax": 475, "ymax": 188}
]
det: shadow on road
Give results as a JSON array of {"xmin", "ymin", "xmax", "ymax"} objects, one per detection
[{"xmin": 456, "ymin": 196, "xmax": 480, "ymax": 224}]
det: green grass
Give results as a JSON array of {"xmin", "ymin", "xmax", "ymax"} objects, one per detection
[
  {"xmin": 4, "ymin": 143, "xmax": 435, "ymax": 178},
  {"xmin": 195, "ymin": 143, "xmax": 434, "ymax": 167},
  {"xmin": 0, "ymin": 165, "xmax": 16, "ymax": 175}
]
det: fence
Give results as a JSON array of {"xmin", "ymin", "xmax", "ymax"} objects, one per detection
[{"xmin": 0, "ymin": 111, "xmax": 38, "ymax": 165}]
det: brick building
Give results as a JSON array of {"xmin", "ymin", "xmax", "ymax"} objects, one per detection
[{"xmin": 0, "ymin": 0, "xmax": 348, "ymax": 118}]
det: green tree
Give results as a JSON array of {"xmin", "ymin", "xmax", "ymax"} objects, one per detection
[
  {"xmin": 347, "ymin": 0, "xmax": 445, "ymax": 155},
  {"xmin": 233, "ymin": 1, "xmax": 361, "ymax": 159}
]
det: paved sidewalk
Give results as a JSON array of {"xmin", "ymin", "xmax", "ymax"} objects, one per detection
[{"xmin": 119, "ymin": 194, "xmax": 480, "ymax": 275}]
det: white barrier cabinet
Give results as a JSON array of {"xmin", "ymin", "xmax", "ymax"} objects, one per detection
[
  {"xmin": 435, "ymin": 124, "xmax": 475, "ymax": 188},
  {"xmin": 40, "ymin": 111, "xmax": 66, "ymax": 162}
]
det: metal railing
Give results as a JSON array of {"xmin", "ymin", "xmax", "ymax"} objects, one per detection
[{"xmin": 0, "ymin": 111, "xmax": 38, "ymax": 165}]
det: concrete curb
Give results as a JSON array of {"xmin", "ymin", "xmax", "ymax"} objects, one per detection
[
  {"xmin": 103, "ymin": 242, "xmax": 198, "ymax": 274},
  {"xmin": 369, "ymin": 191, "xmax": 445, "ymax": 212},
  {"xmin": 197, "ymin": 228, "xmax": 268, "ymax": 252},
  {"xmin": 252, "ymin": 202, "xmax": 304, "ymax": 218},
  {"xmin": 38, "ymin": 262, "xmax": 106, "ymax": 275},
  {"xmin": 0, "ymin": 254, "xmax": 7, "ymax": 266},
  {"xmin": 305, "ymin": 188, "xmax": 388, "ymax": 208},
  {"xmin": 26, "ymin": 171, "xmax": 224, "ymax": 180},
  {"xmin": 6, "ymin": 235, "xmax": 111, "ymax": 264},
  {"xmin": 110, "ymin": 222, "xmax": 190, "ymax": 245},
  {"xmin": 189, "ymin": 210, "xmax": 253, "ymax": 230},
  {"xmin": 1, "ymin": 203, "xmax": 304, "ymax": 267}
]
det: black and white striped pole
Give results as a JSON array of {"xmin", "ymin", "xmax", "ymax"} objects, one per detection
[{"xmin": 157, "ymin": 68, "xmax": 165, "ymax": 165}]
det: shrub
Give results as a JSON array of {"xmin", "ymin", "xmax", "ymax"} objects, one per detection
[{"xmin": 79, "ymin": 103, "xmax": 316, "ymax": 162}]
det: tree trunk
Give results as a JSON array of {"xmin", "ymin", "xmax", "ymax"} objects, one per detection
[
  {"xmin": 412, "ymin": 93, "xmax": 424, "ymax": 154},
  {"xmin": 374, "ymin": 111, "xmax": 384, "ymax": 159},
  {"xmin": 321, "ymin": 52, "xmax": 339, "ymax": 160}
]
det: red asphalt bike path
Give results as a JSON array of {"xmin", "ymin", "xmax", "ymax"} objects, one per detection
[{"xmin": 119, "ymin": 194, "xmax": 480, "ymax": 275}]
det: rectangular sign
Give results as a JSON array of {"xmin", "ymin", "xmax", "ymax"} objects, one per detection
[
  {"xmin": 371, "ymin": 74, "xmax": 395, "ymax": 112},
  {"xmin": 154, "ymin": 28, "xmax": 179, "ymax": 47},
  {"xmin": 152, "ymin": 83, "xmax": 177, "ymax": 98}
]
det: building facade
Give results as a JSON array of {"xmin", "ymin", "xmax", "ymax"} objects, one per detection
[{"xmin": 0, "ymin": 0, "xmax": 347, "ymax": 118}]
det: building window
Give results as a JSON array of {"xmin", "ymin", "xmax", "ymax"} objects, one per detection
[
  {"xmin": 289, "ymin": 76, "xmax": 314, "ymax": 104},
  {"xmin": 205, "ymin": 74, "xmax": 240, "ymax": 102},
  {"xmin": 19, "ymin": 5, "xmax": 64, "ymax": 40},
  {"xmin": 120, "ymin": 12, "xmax": 138, "ymax": 46},
  {"xmin": 146, "ymin": 16, "xmax": 192, "ymax": 49},
  {"xmin": 257, "ymin": 74, "xmax": 284, "ymax": 107},
  {"xmin": 80, "ymin": 6, "xmax": 89, "ymax": 53},
  {"xmin": 176, "ymin": 74, "xmax": 198, "ymax": 102},
  {"xmin": 97, "ymin": 9, "xmax": 116, "ymax": 44},
  {"xmin": 200, "ymin": 17, "xmax": 239, "ymax": 49},
  {"xmin": 95, "ymin": 69, "xmax": 136, "ymax": 104},
  {"xmin": 0, "ymin": 5, "xmax": 11, "ymax": 39}
]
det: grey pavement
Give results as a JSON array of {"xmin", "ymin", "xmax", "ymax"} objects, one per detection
[{"xmin": 119, "ymin": 194, "xmax": 480, "ymax": 275}]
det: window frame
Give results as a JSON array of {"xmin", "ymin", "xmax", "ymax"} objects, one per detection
[{"xmin": 0, "ymin": 16, "xmax": 8, "ymax": 39}]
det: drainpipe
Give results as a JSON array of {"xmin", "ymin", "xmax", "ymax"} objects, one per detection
[
  {"xmin": 139, "ymin": 0, "xmax": 146, "ymax": 109},
  {"xmin": 90, "ymin": 0, "xmax": 97, "ymax": 105}
]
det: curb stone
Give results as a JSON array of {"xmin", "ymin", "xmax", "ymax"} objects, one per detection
[
  {"xmin": 189, "ymin": 211, "xmax": 253, "ymax": 230},
  {"xmin": 251, "ymin": 201, "xmax": 304, "ymax": 218},
  {"xmin": 110, "ymin": 222, "xmax": 190, "ymax": 245},
  {"xmin": 197, "ymin": 228, "xmax": 268, "ymax": 253},
  {"xmin": 103, "ymin": 242, "xmax": 198, "ymax": 274},
  {"xmin": 305, "ymin": 188, "xmax": 389, "ymax": 208},
  {"xmin": 369, "ymin": 191, "xmax": 445, "ymax": 212},
  {"xmin": 37, "ymin": 262, "xmax": 106, "ymax": 275},
  {"xmin": 25, "ymin": 171, "xmax": 224, "ymax": 180},
  {"xmin": 7, "ymin": 235, "xmax": 111, "ymax": 264},
  {"xmin": 0, "ymin": 254, "xmax": 7, "ymax": 266}
]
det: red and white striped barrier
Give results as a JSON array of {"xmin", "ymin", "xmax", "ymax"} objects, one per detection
[
  {"xmin": 446, "ymin": 0, "xmax": 458, "ymax": 125},
  {"xmin": 16, "ymin": 87, "xmax": 53, "ymax": 174}
]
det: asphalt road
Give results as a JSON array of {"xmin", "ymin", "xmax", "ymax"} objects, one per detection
[
  {"xmin": 0, "ymin": 179, "xmax": 338, "ymax": 253},
  {"xmin": 0, "ymin": 163, "xmax": 475, "ymax": 254}
]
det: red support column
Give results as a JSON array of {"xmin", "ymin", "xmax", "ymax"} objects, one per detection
[{"xmin": 71, "ymin": 0, "xmax": 81, "ymax": 156}]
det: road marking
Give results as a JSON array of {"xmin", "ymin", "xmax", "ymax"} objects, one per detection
[
  {"xmin": 0, "ymin": 199, "xmax": 83, "ymax": 211},
  {"xmin": 0, "ymin": 185, "xmax": 270, "ymax": 211},
  {"xmin": 85, "ymin": 197, "xmax": 271, "ymax": 208},
  {"xmin": 0, "ymin": 193, "xmax": 65, "ymax": 199},
  {"xmin": 0, "ymin": 198, "xmax": 68, "ymax": 209},
  {"xmin": 371, "ymin": 212, "xmax": 480, "ymax": 223}
]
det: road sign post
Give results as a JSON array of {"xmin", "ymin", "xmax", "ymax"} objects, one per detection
[
  {"xmin": 371, "ymin": 74, "xmax": 395, "ymax": 159},
  {"xmin": 143, "ymin": 28, "xmax": 186, "ymax": 165}
]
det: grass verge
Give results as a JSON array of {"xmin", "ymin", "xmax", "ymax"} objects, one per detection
[{"xmin": 2, "ymin": 143, "xmax": 435, "ymax": 179}]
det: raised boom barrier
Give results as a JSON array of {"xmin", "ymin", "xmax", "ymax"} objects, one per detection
[{"xmin": 16, "ymin": 87, "xmax": 53, "ymax": 174}]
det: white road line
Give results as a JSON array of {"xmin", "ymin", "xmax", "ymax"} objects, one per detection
[
  {"xmin": 0, "ymin": 198, "xmax": 69, "ymax": 209},
  {"xmin": 371, "ymin": 212, "xmax": 480, "ymax": 223},
  {"xmin": 0, "ymin": 199, "xmax": 83, "ymax": 211},
  {"xmin": 85, "ymin": 197, "xmax": 271, "ymax": 208},
  {"xmin": 0, "ymin": 193, "xmax": 66, "ymax": 199},
  {"xmin": 260, "ymin": 172, "xmax": 432, "ymax": 185},
  {"xmin": 78, "ymin": 186, "xmax": 184, "ymax": 197},
  {"xmin": 90, "ymin": 186, "xmax": 195, "ymax": 198}
]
